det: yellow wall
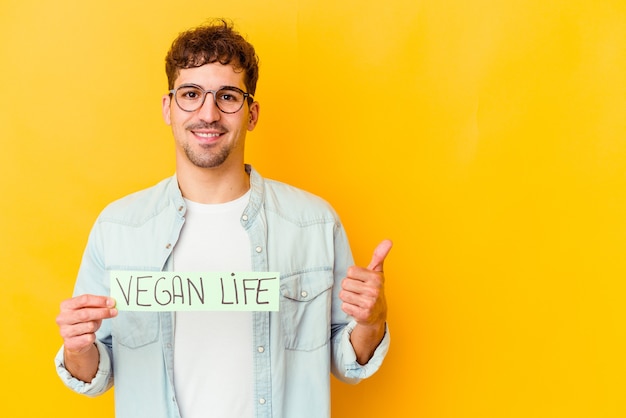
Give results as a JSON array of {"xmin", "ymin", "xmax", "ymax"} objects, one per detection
[{"xmin": 2, "ymin": 0, "xmax": 625, "ymax": 416}]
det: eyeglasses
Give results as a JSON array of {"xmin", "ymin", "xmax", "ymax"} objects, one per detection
[{"xmin": 169, "ymin": 84, "xmax": 254, "ymax": 114}]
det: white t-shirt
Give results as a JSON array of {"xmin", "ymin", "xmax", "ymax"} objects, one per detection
[{"xmin": 173, "ymin": 192, "xmax": 253, "ymax": 418}]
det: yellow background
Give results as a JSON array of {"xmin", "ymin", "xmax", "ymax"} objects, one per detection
[{"xmin": 2, "ymin": 0, "xmax": 625, "ymax": 417}]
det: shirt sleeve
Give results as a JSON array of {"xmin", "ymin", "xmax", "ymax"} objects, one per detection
[
  {"xmin": 338, "ymin": 320, "xmax": 390, "ymax": 380},
  {"xmin": 54, "ymin": 340, "xmax": 114, "ymax": 396}
]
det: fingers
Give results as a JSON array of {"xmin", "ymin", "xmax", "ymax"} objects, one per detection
[
  {"xmin": 60, "ymin": 322, "xmax": 102, "ymax": 353},
  {"xmin": 60, "ymin": 294, "xmax": 116, "ymax": 311},
  {"xmin": 367, "ymin": 239, "xmax": 393, "ymax": 272},
  {"xmin": 345, "ymin": 239, "xmax": 393, "ymax": 286},
  {"xmin": 341, "ymin": 270, "xmax": 382, "ymax": 294},
  {"xmin": 340, "ymin": 284, "xmax": 387, "ymax": 326},
  {"xmin": 56, "ymin": 294, "xmax": 117, "ymax": 353},
  {"xmin": 340, "ymin": 267, "xmax": 386, "ymax": 325},
  {"xmin": 57, "ymin": 295, "xmax": 117, "ymax": 325},
  {"xmin": 341, "ymin": 239, "xmax": 392, "ymax": 326},
  {"xmin": 340, "ymin": 285, "xmax": 380, "ymax": 311}
]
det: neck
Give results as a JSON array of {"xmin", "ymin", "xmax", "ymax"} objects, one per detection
[{"xmin": 176, "ymin": 162, "xmax": 250, "ymax": 204}]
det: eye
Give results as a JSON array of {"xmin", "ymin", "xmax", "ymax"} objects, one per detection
[
  {"xmin": 217, "ymin": 89, "xmax": 243, "ymax": 102},
  {"xmin": 177, "ymin": 87, "xmax": 203, "ymax": 101}
]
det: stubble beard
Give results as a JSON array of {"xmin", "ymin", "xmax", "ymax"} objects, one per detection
[{"xmin": 182, "ymin": 141, "xmax": 231, "ymax": 169}]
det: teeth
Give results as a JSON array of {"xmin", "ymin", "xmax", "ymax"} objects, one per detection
[{"xmin": 195, "ymin": 132, "xmax": 220, "ymax": 138}]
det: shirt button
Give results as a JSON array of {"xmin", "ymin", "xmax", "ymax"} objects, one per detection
[
  {"xmin": 301, "ymin": 291, "xmax": 308, "ymax": 298},
  {"xmin": 255, "ymin": 246, "xmax": 263, "ymax": 253},
  {"xmin": 165, "ymin": 243, "xmax": 172, "ymax": 249},
  {"xmin": 259, "ymin": 398, "xmax": 266, "ymax": 405},
  {"xmin": 257, "ymin": 346, "xmax": 265, "ymax": 353},
  {"xmin": 242, "ymin": 214, "xmax": 248, "ymax": 221},
  {"xmin": 178, "ymin": 206, "xmax": 184, "ymax": 212}
]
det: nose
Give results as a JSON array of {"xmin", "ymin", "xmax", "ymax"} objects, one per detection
[{"xmin": 196, "ymin": 91, "xmax": 222, "ymax": 122}]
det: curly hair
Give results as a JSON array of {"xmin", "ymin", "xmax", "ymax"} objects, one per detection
[{"xmin": 165, "ymin": 19, "xmax": 259, "ymax": 96}]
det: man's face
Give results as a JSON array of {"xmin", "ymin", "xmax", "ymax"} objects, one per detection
[{"xmin": 162, "ymin": 63, "xmax": 259, "ymax": 171}]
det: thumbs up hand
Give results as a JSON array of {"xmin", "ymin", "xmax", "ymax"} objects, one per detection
[
  {"xmin": 340, "ymin": 239, "xmax": 393, "ymax": 328},
  {"xmin": 340, "ymin": 239, "xmax": 392, "ymax": 364}
]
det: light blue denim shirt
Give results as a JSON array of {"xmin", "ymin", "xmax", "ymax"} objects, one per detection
[{"xmin": 55, "ymin": 165, "xmax": 389, "ymax": 418}]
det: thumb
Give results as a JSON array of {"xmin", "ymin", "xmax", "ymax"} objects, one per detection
[{"xmin": 367, "ymin": 239, "xmax": 393, "ymax": 272}]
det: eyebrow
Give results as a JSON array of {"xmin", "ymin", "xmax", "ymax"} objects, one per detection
[{"xmin": 176, "ymin": 83, "xmax": 245, "ymax": 92}]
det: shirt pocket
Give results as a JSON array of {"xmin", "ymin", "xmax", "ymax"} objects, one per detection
[
  {"xmin": 280, "ymin": 269, "xmax": 333, "ymax": 351},
  {"xmin": 113, "ymin": 311, "xmax": 160, "ymax": 349}
]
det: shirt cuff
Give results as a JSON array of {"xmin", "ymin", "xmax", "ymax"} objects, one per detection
[
  {"xmin": 54, "ymin": 340, "xmax": 113, "ymax": 397},
  {"xmin": 342, "ymin": 320, "xmax": 390, "ymax": 380}
]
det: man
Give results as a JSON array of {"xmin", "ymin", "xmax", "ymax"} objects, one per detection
[{"xmin": 55, "ymin": 20, "xmax": 391, "ymax": 418}]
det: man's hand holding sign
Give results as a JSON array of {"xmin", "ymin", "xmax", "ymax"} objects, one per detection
[{"xmin": 56, "ymin": 294, "xmax": 117, "ymax": 383}]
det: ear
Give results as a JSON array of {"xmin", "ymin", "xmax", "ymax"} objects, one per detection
[
  {"xmin": 162, "ymin": 94, "xmax": 172, "ymax": 125},
  {"xmin": 247, "ymin": 101, "xmax": 260, "ymax": 131}
]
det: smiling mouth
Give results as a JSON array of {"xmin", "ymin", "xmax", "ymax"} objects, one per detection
[
  {"xmin": 187, "ymin": 122, "xmax": 227, "ymax": 141},
  {"xmin": 194, "ymin": 132, "xmax": 222, "ymax": 138}
]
